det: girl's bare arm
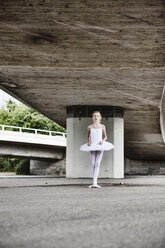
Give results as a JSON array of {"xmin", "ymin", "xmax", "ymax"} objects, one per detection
[{"xmin": 102, "ymin": 125, "xmax": 107, "ymax": 142}]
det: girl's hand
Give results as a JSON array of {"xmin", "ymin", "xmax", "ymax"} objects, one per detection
[
  {"xmin": 99, "ymin": 140, "xmax": 104, "ymax": 145},
  {"xmin": 88, "ymin": 141, "xmax": 91, "ymax": 146}
]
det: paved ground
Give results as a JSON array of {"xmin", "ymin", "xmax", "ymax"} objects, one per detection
[{"xmin": 0, "ymin": 175, "xmax": 165, "ymax": 248}]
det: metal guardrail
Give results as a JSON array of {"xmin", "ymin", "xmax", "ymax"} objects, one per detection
[{"xmin": 0, "ymin": 124, "xmax": 67, "ymax": 138}]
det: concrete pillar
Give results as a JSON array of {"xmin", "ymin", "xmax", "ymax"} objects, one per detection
[{"xmin": 66, "ymin": 105, "xmax": 124, "ymax": 178}]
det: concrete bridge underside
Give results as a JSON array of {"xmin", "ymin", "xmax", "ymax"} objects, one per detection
[
  {"xmin": 0, "ymin": 0, "xmax": 165, "ymax": 160},
  {"xmin": 0, "ymin": 141, "xmax": 65, "ymax": 160}
]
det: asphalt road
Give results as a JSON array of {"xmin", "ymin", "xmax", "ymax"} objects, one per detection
[{"xmin": 0, "ymin": 178, "xmax": 165, "ymax": 248}]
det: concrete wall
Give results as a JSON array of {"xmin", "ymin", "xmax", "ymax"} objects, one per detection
[
  {"xmin": 30, "ymin": 156, "xmax": 165, "ymax": 176},
  {"xmin": 124, "ymin": 158, "xmax": 165, "ymax": 175},
  {"xmin": 30, "ymin": 156, "xmax": 66, "ymax": 175}
]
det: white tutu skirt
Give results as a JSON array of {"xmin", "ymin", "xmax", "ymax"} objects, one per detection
[{"xmin": 80, "ymin": 141, "xmax": 115, "ymax": 152}]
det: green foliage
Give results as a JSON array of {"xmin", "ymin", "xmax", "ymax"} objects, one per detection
[
  {"xmin": 14, "ymin": 159, "xmax": 30, "ymax": 175},
  {"xmin": 0, "ymin": 157, "xmax": 9, "ymax": 172},
  {"xmin": 0, "ymin": 157, "xmax": 20, "ymax": 172},
  {"xmin": 0, "ymin": 99, "xmax": 66, "ymax": 132}
]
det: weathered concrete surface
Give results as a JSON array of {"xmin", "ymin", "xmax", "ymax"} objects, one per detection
[
  {"xmin": 30, "ymin": 157, "xmax": 66, "ymax": 175},
  {"xmin": 0, "ymin": 141, "xmax": 65, "ymax": 160},
  {"xmin": 1, "ymin": 175, "xmax": 165, "ymax": 187},
  {"xmin": 124, "ymin": 158, "xmax": 165, "ymax": 175},
  {"xmin": 0, "ymin": 176, "xmax": 165, "ymax": 248},
  {"xmin": 0, "ymin": 0, "xmax": 165, "ymax": 160}
]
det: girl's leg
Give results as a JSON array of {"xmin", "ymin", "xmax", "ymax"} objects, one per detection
[
  {"xmin": 89, "ymin": 151, "xmax": 97, "ymax": 179},
  {"xmin": 89, "ymin": 151, "xmax": 97, "ymax": 187},
  {"xmin": 93, "ymin": 150, "xmax": 104, "ymax": 186}
]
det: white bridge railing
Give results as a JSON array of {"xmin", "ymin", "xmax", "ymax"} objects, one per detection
[{"xmin": 0, "ymin": 124, "xmax": 67, "ymax": 138}]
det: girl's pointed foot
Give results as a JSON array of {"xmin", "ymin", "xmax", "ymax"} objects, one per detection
[
  {"xmin": 93, "ymin": 184, "xmax": 101, "ymax": 188},
  {"xmin": 88, "ymin": 184, "xmax": 94, "ymax": 188}
]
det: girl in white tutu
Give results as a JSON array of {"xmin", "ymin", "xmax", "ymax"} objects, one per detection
[{"xmin": 80, "ymin": 111, "xmax": 114, "ymax": 189}]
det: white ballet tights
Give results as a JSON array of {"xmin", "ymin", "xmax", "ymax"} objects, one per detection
[{"xmin": 89, "ymin": 150, "xmax": 104, "ymax": 186}]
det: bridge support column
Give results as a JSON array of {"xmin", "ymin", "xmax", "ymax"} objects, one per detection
[{"xmin": 66, "ymin": 105, "xmax": 124, "ymax": 178}]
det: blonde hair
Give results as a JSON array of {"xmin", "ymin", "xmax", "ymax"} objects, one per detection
[{"xmin": 92, "ymin": 111, "xmax": 102, "ymax": 123}]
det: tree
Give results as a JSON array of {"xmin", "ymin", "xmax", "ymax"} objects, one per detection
[
  {"xmin": 0, "ymin": 99, "xmax": 66, "ymax": 132},
  {"xmin": 0, "ymin": 99, "xmax": 66, "ymax": 173}
]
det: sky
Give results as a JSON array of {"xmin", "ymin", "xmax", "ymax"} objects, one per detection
[{"xmin": 0, "ymin": 89, "xmax": 21, "ymax": 108}]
